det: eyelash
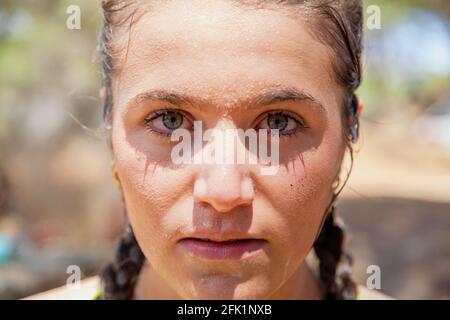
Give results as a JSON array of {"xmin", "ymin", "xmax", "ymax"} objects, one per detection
[
  {"xmin": 257, "ymin": 111, "xmax": 309, "ymax": 138},
  {"xmin": 143, "ymin": 108, "xmax": 193, "ymax": 137},
  {"xmin": 143, "ymin": 109, "xmax": 309, "ymax": 138}
]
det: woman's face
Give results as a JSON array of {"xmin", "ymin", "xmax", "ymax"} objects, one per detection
[{"xmin": 110, "ymin": 0, "xmax": 346, "ymax": 299}]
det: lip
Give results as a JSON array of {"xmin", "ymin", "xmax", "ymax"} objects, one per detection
[{"xmin": 178, "ymin": 237, "xmax": 267, "ymax": 260}]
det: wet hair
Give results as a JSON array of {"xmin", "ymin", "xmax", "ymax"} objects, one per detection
[{"xmin": 98, "ymin": 0, "xmax": 362, "ymax": 300}]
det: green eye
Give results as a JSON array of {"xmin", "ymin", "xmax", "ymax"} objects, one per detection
[
  {"xmin": 144, "ymin": 109, "xmax": 193, "ymax": 136},
  {"xmin": 267, "ymin": 114, "xmax": 289, "ymax": 131},
  {"xmin": 256, "ymin": 111, "xmax": 308, "ymax": 136},
  {"xmin": 162, "ymin": 111, "xmax": 183, "ymax": 130}
]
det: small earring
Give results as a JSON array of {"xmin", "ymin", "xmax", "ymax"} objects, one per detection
[
  {"xmin": 351, "ymin": 122, "xmax": 359, "ymax": 144},
  {"xmin": 332, "ymin": 176, "xmax": 341, "ymax": 191},
  {"xmin": 111, "ymin": 164, "xmax": 121, "ymax": 188}
]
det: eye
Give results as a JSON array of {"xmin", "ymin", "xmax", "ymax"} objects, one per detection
[
  {"xmin": 144, "ymin": 109, "xmax": 193, "ymax": 136},
  {"xmin": 256, "ymin": 111, "xmax": 308, "ymax": 136}
]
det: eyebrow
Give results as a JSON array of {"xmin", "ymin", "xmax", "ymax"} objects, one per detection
[
  {"xmin": 133, "ymin": 90, "xmax": 194, "ymax": 106},
  {"xmin": 130, "ymin": 87, "xmax": 326, "ymax": 113},
  {"xmin": 252, "ymin": 88, "xmax": 325, "ymax": 112}
]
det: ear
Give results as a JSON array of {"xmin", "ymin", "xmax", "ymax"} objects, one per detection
[{"xmin": 350, "ymin": 94, "xmax": 362, "ymax": 144}]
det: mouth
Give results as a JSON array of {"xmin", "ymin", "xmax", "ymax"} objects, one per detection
[{"xmin": 178, "ymin": 237, "xmax": 267, "ymax": 260}]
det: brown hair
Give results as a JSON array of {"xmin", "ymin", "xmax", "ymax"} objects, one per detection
[{"xmin": 98, "ymin": 0, "xmax": 363, "ymax": 300}]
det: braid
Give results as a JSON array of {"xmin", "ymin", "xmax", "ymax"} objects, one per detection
[
  {"xmin": 313, "ymin": 205, "xmax": 357, "ymax": 300},
  {"xmin": 98, "ymin": 0, "xmax": 145, "ymax": 300},
  {"xmin": 99, "ymin": 222, "xmax": 145, "ymax": 300}
]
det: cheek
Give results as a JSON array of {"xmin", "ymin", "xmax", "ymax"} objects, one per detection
[
  {"xmin": 111, "ymin": 122, "xmax": 195, "ymax": 260},
  {"xmin": 256, "ymin": 132, "xmax": 343, "ymax": 252}
]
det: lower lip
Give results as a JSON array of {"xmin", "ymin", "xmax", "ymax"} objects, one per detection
[{"xmin": 178, "ymin": 238, "xmax": 267, "ymax": 260}]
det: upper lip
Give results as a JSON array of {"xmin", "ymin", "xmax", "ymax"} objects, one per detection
[{"xmin": 180, "ymin": 231, "xmax": 265, "ymax": 243}]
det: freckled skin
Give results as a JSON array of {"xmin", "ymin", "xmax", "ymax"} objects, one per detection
[{"xmin": 110, "ymin": 0, "xmax": 346, "ymax": 299}]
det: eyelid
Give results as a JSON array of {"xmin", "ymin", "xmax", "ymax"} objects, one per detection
[
  {"xmin": 145, "ymin": 107, "xmax": 192, "ymax": 120},
  {"xmin": 143, "ymin": 108, "xmax": 195, "ymax": 137},
  {"xmin": 255, "ymin": 110, "xmax": 309, "ymax": 129},
  {"xmin": 144, "ymin": 108, "xmax": 195, "ymax": 123},
  {"xmin": 275, "ymin": 111, "xmax": 309, "ymax": 128}
]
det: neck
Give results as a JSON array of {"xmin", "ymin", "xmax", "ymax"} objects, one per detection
[{"xmin": 134, "ymin": 258, "xmax": 323, "ymax": 300}]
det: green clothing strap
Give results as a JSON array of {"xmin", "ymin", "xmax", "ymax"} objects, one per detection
[
  {"xmin": 92, "ymin": 286, "xmax": 102, "ymax": 300},
  {"xmin": 92, "ymin": 288, "xmax": 364, "ymax": 300}
]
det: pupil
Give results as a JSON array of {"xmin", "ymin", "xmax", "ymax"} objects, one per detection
[
  {"xmin": 163, "ymin": 112, "xmax": 183, "ymax": 130},
  {"xmin": 268, "ymin": 114, "xmax": 288, "ymax": 131}
]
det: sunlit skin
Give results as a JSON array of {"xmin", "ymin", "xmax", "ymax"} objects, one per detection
[{"xmin": 108, "ymin": 0, "xmax": 348, "ymax": 299}]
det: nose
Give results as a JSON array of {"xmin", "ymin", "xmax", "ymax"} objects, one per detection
[{"xmin": 193, "ymin": 164, "xmax": 255, "ymax": 213}]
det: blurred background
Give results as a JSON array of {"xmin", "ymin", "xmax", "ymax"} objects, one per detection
[{"xmin": 0, "ymin": 0, "xmax": 449, "ymax": 299}]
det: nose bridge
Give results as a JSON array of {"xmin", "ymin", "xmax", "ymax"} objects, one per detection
[
  {"xmin": 192, "ymin": 117, "xmax": 255, "ymax": 212},
  {"xmin": 193, "ymin": 121, "xmax": 255, "ymax": 211},
  {"xmin": 210, "ymin": 162, "xmax": 241, "ymax": 193}
]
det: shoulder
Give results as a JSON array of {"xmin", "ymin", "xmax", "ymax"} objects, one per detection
[
  {"xmin": 23, "ymin": 276, "xmax": 101, "ymax": 300},
  {"xmin": 357, "ymin": 285, "xmax": 393, "ymax": 300}
]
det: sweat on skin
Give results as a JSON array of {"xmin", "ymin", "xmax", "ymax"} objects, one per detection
[{"xmin": 108, "ymin": 0, "xmax": 347, "ymax": 300}]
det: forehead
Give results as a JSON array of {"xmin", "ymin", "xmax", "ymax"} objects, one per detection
[{"xmin": 112, "ymin": 0, "xmax": 340, "ymax": 110}]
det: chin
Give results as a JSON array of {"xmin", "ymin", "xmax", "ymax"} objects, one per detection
[{"xmin": 185, "ymin": 274, "xmax": 271, "ymax": 300}]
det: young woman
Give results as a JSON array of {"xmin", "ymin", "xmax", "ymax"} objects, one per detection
[{"xmin": 28, "ymin": 0, "xmax": 390, "ymax": 300}]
